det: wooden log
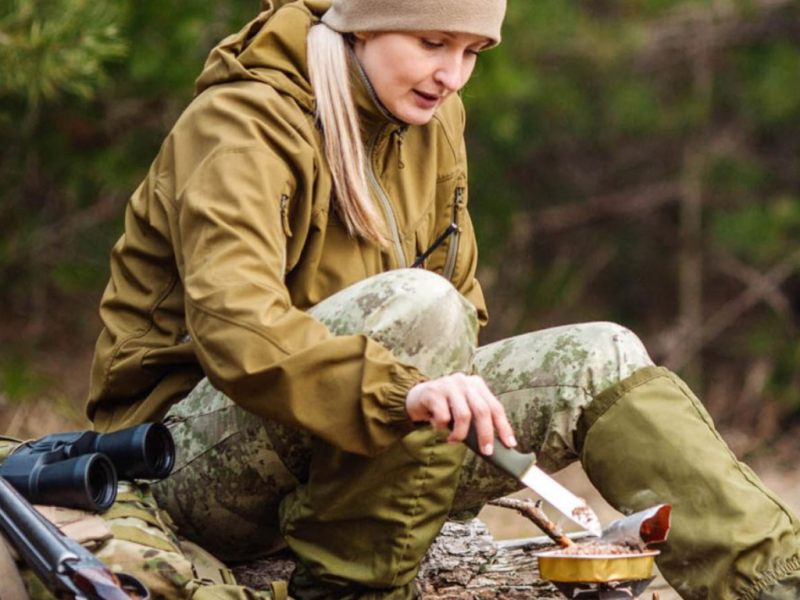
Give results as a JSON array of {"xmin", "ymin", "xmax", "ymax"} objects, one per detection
[
  {"xmin": 416, "ymin": 520, "xmax": 562, "ymax": 599},
  {"xmin": 231, "ymin": 519, "xmax": 565, "ymax": 599}
]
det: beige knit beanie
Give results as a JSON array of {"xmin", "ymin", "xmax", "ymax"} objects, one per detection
[{"xmin": 322, "ymin": 0, "xmax": 507, "ymax": 47}]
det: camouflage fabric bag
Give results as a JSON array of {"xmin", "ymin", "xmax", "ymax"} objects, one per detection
[{"xmin": 0, "ymin": 439, "xmax": 286, "ymax": 600}]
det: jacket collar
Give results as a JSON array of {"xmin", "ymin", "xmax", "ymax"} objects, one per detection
[{"xmin": 347, "ymin": 46, "xmax": 406, "ymax": 143}]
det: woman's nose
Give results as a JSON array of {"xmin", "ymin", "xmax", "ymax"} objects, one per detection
[{"xmin": 434, "ymin": 58, "xmax": 466, "ymax": 92}]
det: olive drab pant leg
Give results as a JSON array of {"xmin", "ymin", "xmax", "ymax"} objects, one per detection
[
  {"xmin": 576, "ymin": 367, "xmax": 800, "ymax": 600},
  {"xmin": 153, "ymin": 269, "xmax": 479, "ymax": 600},
  {"xmin": 451, "ymin": 324, "xmax": 800, "ymax": 599},
  {"xmin": 452, "ymin": 321, "xmax": 654, "ymax": 513},
  {"xmin": 279, "ymin": 270, "xmax": 477, "ymax": 600}
]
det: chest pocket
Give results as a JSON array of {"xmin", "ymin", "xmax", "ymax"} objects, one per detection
[{"xmin": 279, "ymin": 194, "xmax": 293, "ymax": 276}]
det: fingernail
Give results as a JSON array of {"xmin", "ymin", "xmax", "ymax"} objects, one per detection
[
  {"xmin": 507, "ymin": 436, "xmax": 517, "ymax": 447},
  {"xmin": 483, "ymin": 443, "xmax": 493, "ymax": 455}
]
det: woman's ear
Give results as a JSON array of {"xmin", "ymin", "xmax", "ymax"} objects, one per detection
[{"xmin": 351, "ymin": 31, "xmax": 373, "ymax": 56}]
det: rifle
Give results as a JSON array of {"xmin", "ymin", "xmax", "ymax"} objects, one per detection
[{"xmin": 0, "ymin": 474, "xmax": 149, "ymax": 600}]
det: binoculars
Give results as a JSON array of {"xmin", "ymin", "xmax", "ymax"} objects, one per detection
[{"xmin": 0, "ymin": 423, "xmax": 175, "ymax": 512}]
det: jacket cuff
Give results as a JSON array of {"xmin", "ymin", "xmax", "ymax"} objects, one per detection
[{"xmin": 384, "ymin": 367, "xmax": 428, "ymax": 425}]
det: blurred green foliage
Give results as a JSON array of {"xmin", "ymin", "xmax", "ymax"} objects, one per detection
[
  {"xmin": 0, "ymin": 353, "xmax": 49, "ymax": 402},
  {"xmin": 0, "ymin": 0, "xmax": 126, "ymax": 111},
  {"xmin": 712, "ymin": 197, "xmax": 800, "ymax": 265},
  {"xmin": 1, "ymin": 0, "xmax": 799, "ymax": 437}
]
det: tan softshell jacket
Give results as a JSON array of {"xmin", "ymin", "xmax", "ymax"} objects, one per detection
[{"xmin": 87, "ymin": 0, "xmax": 488, "ymax": 456}]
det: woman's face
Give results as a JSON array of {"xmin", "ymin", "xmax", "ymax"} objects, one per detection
[{"xmin": 353, "ymin": 31, "xmax": 490, "ymax": 125}]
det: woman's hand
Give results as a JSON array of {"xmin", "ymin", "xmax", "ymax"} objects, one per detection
[{"xmin": 405, "ymin": 373, "xmax": 517, "ymax": 456}]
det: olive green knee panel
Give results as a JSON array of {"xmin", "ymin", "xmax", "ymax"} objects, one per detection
[
  {"xmin": 577, "ymin": 366, "xmax": 800, "ymax": 600},
  {"xmin": 279, "ymin": 427, "xmax": 466, "ymax": 600}
]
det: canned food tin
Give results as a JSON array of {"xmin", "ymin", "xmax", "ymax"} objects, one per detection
[{"xmin": 535, "ymin": 550, "xmax": 660, "ymax": 583}]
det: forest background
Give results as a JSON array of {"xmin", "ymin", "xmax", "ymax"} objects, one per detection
[{"xmin": 1, "ymin": 0, "xmax": 799, "ymax": 491}]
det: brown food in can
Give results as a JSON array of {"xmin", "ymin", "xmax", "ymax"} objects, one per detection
[{"xmin": 553, "ymin": 541, "xmax": 640, "ymax": 556}]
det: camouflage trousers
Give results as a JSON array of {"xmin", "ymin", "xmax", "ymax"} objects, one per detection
[{"xmin": 152, "ymin": 269, "xmax": 654, "ymax": 598}]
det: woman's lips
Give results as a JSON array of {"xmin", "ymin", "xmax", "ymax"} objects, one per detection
[{"xmin": 413, "ymin": 90, "xmax": 440, "ymax": 109}]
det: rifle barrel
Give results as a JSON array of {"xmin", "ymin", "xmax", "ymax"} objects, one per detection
[
  {"xmin": 0, "ymin": 475, "xmax": 75, "ymax": 579},
  {"xmin": 0, "ymin": 475, "xmax": 148, "ymax": 600}
]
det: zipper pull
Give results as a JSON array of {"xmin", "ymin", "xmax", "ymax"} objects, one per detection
[
  {"xmin": 454, "ymin": 187, "xmax": 465, "ymax": 212},
  {"xmin": 412, "ymin": 222, "xmax": 458, "ymax": 268},
  {"xmin": 395, "ymin": 127, "xmax": 407, "ymax": 169}
]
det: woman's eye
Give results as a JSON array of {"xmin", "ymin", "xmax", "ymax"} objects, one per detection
[{"xmin": 422, "ymin": 39, "xmax": 444, "ymax": 49}]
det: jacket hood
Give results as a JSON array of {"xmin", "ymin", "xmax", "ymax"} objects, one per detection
[{"xmin": 195, "ymin": 0, "xmax": 331, "ymax": 113}]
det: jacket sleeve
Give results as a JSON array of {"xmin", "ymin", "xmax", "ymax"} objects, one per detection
[{"xmin": 178, "ymin": 146, "xmax": 423, "ymax": 456}]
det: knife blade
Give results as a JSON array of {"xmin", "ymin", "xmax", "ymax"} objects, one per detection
[{"xmin": 460, "ymin": 421, "xmax": 602, "ymax": 537}]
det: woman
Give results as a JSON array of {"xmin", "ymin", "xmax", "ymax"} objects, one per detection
[{"xmin": 85, "ymin": 1, "xmax": 800, "ymax": 599}]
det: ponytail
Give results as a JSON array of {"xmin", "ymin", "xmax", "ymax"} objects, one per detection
[{"xmin": 306, "ymin": 23, "xmax": 387, "ymax": 245}]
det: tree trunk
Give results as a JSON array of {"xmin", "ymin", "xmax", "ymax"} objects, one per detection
[{"xmin": 232, "ymin": 520, "xmax": 564, "ymax": 599}]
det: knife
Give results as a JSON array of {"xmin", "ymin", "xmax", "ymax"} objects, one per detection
[{"xmin": 460, "ymin": 422, "xmax": 602, "ymax": 537}]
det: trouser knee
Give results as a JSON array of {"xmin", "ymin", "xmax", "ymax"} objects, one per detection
[
  {"xmin": 364, "ymin": 269, "xmax": 479, "ymax": 375},
  {"xmin": 572, "ymin": 322, "xmax": 654, "ymax": 394},
  {"xmin": 312, "ymin": 269, "xmax": 478, "ymax": 376}
]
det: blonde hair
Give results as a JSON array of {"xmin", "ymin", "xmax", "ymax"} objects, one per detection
[{"xmin": 306, "ymin": 23, "xmax": 387, "ymax": 245}]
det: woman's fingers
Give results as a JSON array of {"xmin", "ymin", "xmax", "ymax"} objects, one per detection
[
  {"xmin": 406, "ymin": 374, "xmax": 517, "ymax": 455},
  {"xmin": 446, "ymin": 390, "xmax": 473, "ymax": 444},
  {"xmin": 462, "ymin": 375, "xmax": 516, "ymax": 455},
  {"xmin": 474, "ymin": 379, "xmax": 517, "ymax": 450}
]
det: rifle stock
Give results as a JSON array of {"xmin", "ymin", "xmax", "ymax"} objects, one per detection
[{"xmin": 0, "ymin": 475, "xmax": 149, "ymax": 600}]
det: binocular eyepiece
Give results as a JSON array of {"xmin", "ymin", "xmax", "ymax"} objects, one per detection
[
  {"xmin": 0, "ymin": 423, "xmax": 175, "ymax": 512},
  {"xmin": 58, "ymin": 421, "xmax": 176, "ymax": 481}
]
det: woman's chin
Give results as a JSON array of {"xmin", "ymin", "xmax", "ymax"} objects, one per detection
[{"xmin": 395, "ymin": 106, "xmax": 437, "ymax": 126}]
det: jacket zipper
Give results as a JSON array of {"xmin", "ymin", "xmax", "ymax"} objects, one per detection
[
  {"xmin": 394, "ymin": 128, "xmax": 406, "ymax": 169},
  {"xmin": 367, "ymin": 128, "xmax": 407, "ymax": 268},
  {"xmin": 443, "ymin": 187, "xmax": 464, "ymax": 280}
]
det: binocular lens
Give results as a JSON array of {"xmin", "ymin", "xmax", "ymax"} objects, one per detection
[
  {"xmin": 93, "ymin": 422, "xmax": 175, "ymax": 480},
  {"xmin": 141, "ymin": 424, "xmax": 175, "ymax": 480},
  {"xmin": 36, "ymin": 453, "xmax": 117, "ymax": 512},
  {"xmin": 85, "ymin": 454, "xmax": 118, "ymax": 510}
]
